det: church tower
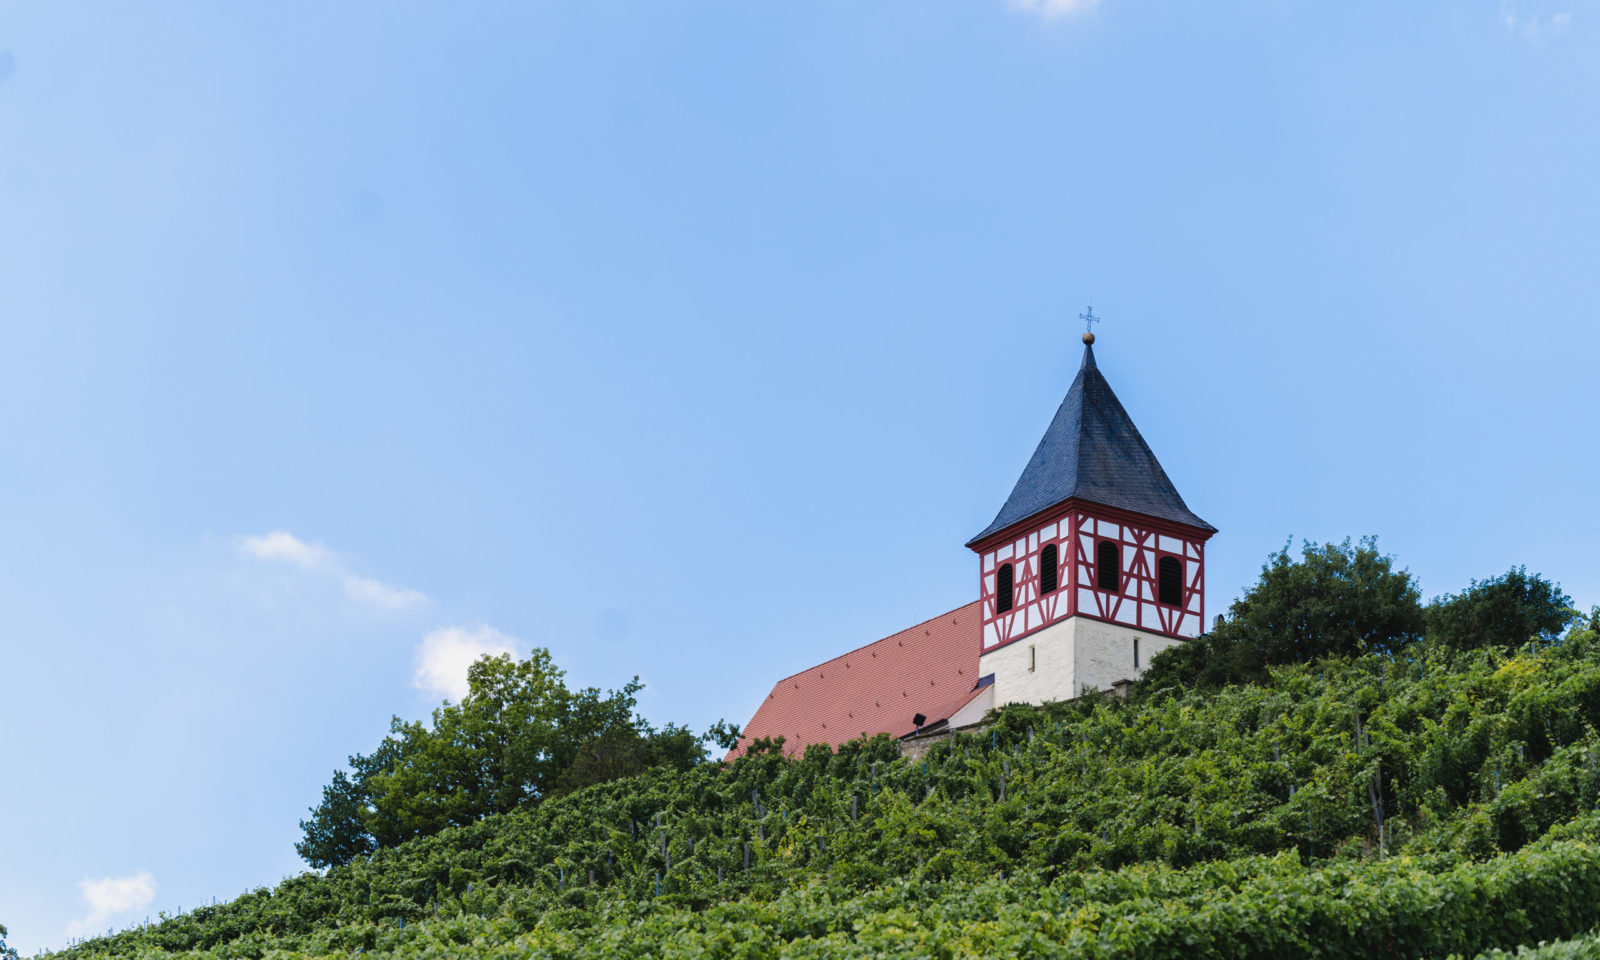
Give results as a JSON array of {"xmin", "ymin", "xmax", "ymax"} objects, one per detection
[{"xmin": 966, "ymin": 327, "xmax": 1215, "ymax": 706}]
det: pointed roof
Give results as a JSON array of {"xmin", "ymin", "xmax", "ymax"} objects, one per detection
[{"xmin": 968, "ymin": 343, "xmax": 1214, "ymax": 546}]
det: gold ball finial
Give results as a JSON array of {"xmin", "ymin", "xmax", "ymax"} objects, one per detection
[{"xmin": 1079, "ymin": 306, "xmax": 1100, "ymax": 344}]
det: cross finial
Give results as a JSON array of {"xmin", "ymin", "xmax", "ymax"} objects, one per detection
[{"xmin": 1079, "ymin": 305, "xmax": 1100, "ymax": 345}]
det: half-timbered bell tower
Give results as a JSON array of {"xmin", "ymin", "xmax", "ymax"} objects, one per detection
[{"xmin": 966, "ymin": 328, "xmax": 1216, "ymax": 706}]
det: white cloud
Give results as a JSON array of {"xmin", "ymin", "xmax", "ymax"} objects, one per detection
[
  {"xmin": 1501, "ymin": 2, "xmax": 1573, "ymax": 39},
  {"xmin": 1008, "ymin": 0, "xmax": 1100, "ymax": 19},
  {"xmin": 67, "ymin": 872, "xmax": 156, "ymax": 936},
  {"xmin": 240, "ymin": 530, "xmax": 334, "ymax": 571},
  {"xmin": 344, "ymin": 575, "xmax": 427, "ymax": 611},
  {"xmin": 414, "ymin": 624, "xmax": 521, "ymax": 701},
  {"xmin": 239, "ymin": 531, "xmax": 425, "ymax": 612}
]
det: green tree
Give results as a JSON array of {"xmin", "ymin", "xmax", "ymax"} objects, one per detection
[
  {"xmin": 361, "ymin": 650, "xmax": 577, "ymax": 844},
  {"xmin": 294, "ymin": 769, "xmax": 375, "ymax": 869},
  {"xmin": 704, "ymin": 718, "xmax": 743, "ymax": 751},
  {"xmin": 0, "ymin": 922, "xmax": 17, "ymax": 960},
  {"xmin": 1140, "ymin": 537, "xmax": 1423, "ymax": 691},
  {"xmin": 298, "ymin": 650, "xmax": 711, "ymax": 867},
  {"xmin": 1425, "ymin": 566, "xmax": 1576, "ymax": 651}
]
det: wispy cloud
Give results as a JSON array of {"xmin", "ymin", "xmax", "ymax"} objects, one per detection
[
  {"xmin": 1008, "ymin": 0, "xmax": 1100, "ymax": 20},
  {"xmin": 343, "ymin": 575, "xmax": 427, "ymax": 611},
  {"xmin": 239, "ymin": 531, "xmax": 425, "ymax": 612},
  {"xmin": 414, "ymin": 624, "xmax": 521, "ymax": 701},
  {"xmin": 67, "ymin": 872, "xmax": 156, "ymax": 937},
  {"xmin": 1501, "ymin": 2, "xmax": 1573, "ymax": 39},
  {"xmin": 240, "ymin": 530, "xmax": 334, "ymax": 570}
]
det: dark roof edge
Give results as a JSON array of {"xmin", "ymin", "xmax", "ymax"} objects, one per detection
[
  {"xmin": 965, "ymin": 496, "xmax": 1218, "ymax": 551},
  {"xmin": 896, "ymin": 686, "xmax": 988, "ymax": 739}
]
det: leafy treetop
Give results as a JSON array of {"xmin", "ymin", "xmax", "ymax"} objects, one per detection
[
  {"xmin": 1140, "ymin": 537, "xmax": 1424, "ymax": 691},
  {"xmin": 297, "ymin": 649, "xmax": 737, "ymax": 868},
  {"xmin": 1425, "ymin": 565, "xmax": 1575, "ymax": 651}
]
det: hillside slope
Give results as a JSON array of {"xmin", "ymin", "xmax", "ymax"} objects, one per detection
[{"xmin": 55, "ymin": 622, "xmax": 1600, "ymax": 959}]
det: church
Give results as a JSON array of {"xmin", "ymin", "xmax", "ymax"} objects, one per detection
[{"xmin": 727, "ymin": 325, "xmax": 1216, "ymax": 759}]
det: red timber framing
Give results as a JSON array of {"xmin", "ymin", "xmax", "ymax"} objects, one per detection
[{"xmin": 971, "ymin": 499, "xmax": 1211, "ymax": 654}]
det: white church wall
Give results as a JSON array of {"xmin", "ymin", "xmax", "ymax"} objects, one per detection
[
  {"xmin": 979, "ymin": 616, "xmax": 1077, "ymax": 705},
  {"xmin": 979, "ymin": 616, "xmax": 1188, "ymax": 707},
  {"xmin": 948, "ymin": 684, "xmax": 996, "ymax": 728},
  {"xmin": 1072, "ymin": 618, "xmax": 1185, "ymax": 695}
]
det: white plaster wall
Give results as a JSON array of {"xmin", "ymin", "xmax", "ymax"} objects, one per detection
[
  {"xmin": 948, "ymin": 684, "xmax": 996, "ymax": 728},
  {"xmin": 1073, "ymin": 618, "xmax": 1185, "ymax": 695},
  {"xmin": 979, "ymin": 617, "xmax": 1188, "ymax": 707},
  {"xmin": 979, "ymin": 617, "xmax": 1076, "ymax": 706}
]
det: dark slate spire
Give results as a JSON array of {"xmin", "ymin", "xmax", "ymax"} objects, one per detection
[{"xmin": 967, "ymin": 342, "xmax": 1214, "ymax": 546}]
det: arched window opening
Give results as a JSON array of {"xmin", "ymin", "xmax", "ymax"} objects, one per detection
[
  {"xmin": 1158, "ymin": 556, "xmax": 1183, "ymax": 606},
  {"xmin": 996, "ymin": 563, "xmax": 1014, "ymax": 613},
  {"xmin": 1040, "ymin": 543, "xmax": 1059, "ymax": 594},
  {"xmin": 1096, "ymin": 541, "xmax": 1120, "ymax": 593}
]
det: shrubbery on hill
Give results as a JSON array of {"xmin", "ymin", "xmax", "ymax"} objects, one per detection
[
  {"xmin": 1427, "ymin": 566, "xmax": 1576, "ymax": 652},
  {"xmin": 1141, "ymin": 538, "xmax": 1574, "ymax": 693},
  {"xmin": 1140, "ymin": 537, "xmax": 1424, "ymax": 690},
  {"xmin": 38, "ymin": 540, "xmax": 1599, "ymax": 959},
  {"xmin": 52, "ymin": 606, "xmax": 1600, "ymax": 959}
]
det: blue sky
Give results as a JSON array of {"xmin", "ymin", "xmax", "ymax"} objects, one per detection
[{"xmin": 2, "ymin": 0, "xmax": 1597, "ymax": 949}]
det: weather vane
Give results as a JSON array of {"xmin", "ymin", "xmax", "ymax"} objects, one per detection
[{"xmin": 1079, "ymin": 305, "xmax": 1100, "ymax": 344}]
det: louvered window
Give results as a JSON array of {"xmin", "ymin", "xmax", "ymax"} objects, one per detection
[
  {"xmin": 1096, "ymin": 540, "xmax": 1119, "ymax": 592},
  {"xmin": 996, "ymin": 563, "xmax": 1014, "ymax": 613},
  {"xmin": 1040, "ymin": 543, "xmax": 1059, "ymax": 594},
  {"xmin": 1158, "ymin": 556, "xmax": 1183, "ymax": 606}
]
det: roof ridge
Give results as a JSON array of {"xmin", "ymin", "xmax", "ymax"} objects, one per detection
[{"xmin": 761, "ymin": 600, "xmax": 981, "ymax": 687}]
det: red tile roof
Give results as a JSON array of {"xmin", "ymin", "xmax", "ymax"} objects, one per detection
[{"xmin": 726, "ymin": 600, "xmax": 984, "ymax": 760}]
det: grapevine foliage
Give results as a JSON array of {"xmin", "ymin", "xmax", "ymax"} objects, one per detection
[{"xmin": 50, "ymin": 621, "xmax": 1600, "ymax": 960}]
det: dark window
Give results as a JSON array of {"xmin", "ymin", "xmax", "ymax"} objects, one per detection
[
  {"xmin": 1134, "ymin": 637, "xmax": 1140, "ymax": 669},
  {"xmin": 1096, "ymin": 541, "xmax": 1120, "ymax": 592},
  {"xmin": 1158, "ymin": 556, "xmax": 1183, "ymax": 606},
  {"xmin": 996, "ymin": 563, "xmax": 1014, "ymax": 613},
  {"xmin": 1040, "ymin": 543, "xmax": 1059, "ymax": 594}
]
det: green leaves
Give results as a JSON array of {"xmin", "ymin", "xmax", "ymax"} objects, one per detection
[
  {"xmin": 1141, "ymin": 537, "xmax": 1425, "ymax": 692},
  {"xmin": 1427, "ymin": 567, "xmax": 1577, "ymax": 652},
  {"xmin": 298, "ymin": 651, "xmax": 712, "ymax": 868},
  {"xmin": 59, "ymin": 845, "xmax": 1600, "ymax": 960},
  {"xmin": 295, "ymin": 768, "xmax": 378, "ymax": 868},
  {"xmin": 67, "ymin": 619, "xmax": 1600, "ymax": 960}
]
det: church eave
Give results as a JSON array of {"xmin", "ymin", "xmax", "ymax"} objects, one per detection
[{"xmin": 965, "ymin": 496, "xmax": 1217, "ymax": 554}]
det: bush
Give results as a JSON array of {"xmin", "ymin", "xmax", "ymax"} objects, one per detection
[
  {"xmin": 59, "ymin": 616, "xmax": 1600, "ymax": 960},
  {"xmin": 1141, "ymin": 537, "xmax": 1423, "ymax": 691},
  {"xmin": 1426, "ymin": 567, "xmax": 1576, "ymax": 652}
]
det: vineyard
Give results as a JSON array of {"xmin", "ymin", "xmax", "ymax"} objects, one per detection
[{"xmin": 53, "ymin": 617, "xmax": 1600, "ymax": 959}]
